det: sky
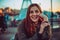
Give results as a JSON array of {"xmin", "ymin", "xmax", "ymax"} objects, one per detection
[{"xmin": 0, "ymin": 0, "xmax": 60, "ymax": 12}]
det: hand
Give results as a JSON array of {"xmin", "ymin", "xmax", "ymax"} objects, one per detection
[
  {"xmin": 39, "ymin": 21, "xmax": 50, "ymax": 34},
  {"xmin": 41, "ymin": 21, "xmax": 50, "ymax": 28}
]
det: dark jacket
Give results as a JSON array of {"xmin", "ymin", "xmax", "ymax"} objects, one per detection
[
  {"xmin": 14, "ymin": 21, "xmax": 52, "ymax": 40},
  {"xmin": 0, "ymin": 16, "xmax": 5, "ymax": 28}
]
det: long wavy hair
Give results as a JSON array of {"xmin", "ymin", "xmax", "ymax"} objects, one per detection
[{"xmin": 23, "ymin": 4, "xmax": 44, "ymax": 37}]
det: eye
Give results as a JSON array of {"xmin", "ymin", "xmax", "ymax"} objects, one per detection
[
  {"xmin": 30, "ymin": 11, "xmax": 33, "ymax": 13},
  {"xmin": 35, "ymin": 10, "xmax": 39, "ymax": 13}
]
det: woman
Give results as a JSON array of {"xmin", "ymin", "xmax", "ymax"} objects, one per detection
[
  {"xmin": 14, "ymin": 4, "xmax": 52, "ymax": 40},
  {"xmin": 4, "ymin": 7, "xmax": 13, "ymax": 27}
]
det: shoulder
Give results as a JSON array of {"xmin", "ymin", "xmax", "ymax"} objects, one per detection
[
  {"xmin": 17, "ymin": 19, "xmax": 25, "ymax": 31},
  {"xmin": 18, "ymin": 20, "xmax": 24, "ymax": 26}
]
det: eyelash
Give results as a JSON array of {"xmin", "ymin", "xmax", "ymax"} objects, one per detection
[
  {"xmin": 35, "ymin": 10, "xmax": 39, "ymax": 13},
  {"xmin": 30, "ymin": 11, "xmax": 33, "ymax": 13},
  {"xmin": 30, "ymin": 10, "xmax": 39, "ymax": 13}
]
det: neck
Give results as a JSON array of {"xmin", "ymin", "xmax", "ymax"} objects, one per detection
[
  {"xmin": 35, "ymin": 21, "xmax": 38, "ymax": 25},
  {"xmin": 33, "ymin": 21, "xmax": 38, "ymax": 26}
]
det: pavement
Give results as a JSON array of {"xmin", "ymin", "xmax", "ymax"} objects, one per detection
[
  {"xmin": 0, "ymin": 27, "xmax": 17, "ymax": 40},
  {"xmin": 0, "ymin": 27, "xmax": 60, "ymax": 40}
]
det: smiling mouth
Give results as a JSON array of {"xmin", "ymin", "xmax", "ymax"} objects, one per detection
[{"xmin": 32, "ymin": 16, "xmax": 38, "ymax": 19}]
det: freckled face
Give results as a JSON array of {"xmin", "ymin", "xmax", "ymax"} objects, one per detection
[{"xmin": 29, "ymin": 6, "xmax": 41, "ymax": 22}]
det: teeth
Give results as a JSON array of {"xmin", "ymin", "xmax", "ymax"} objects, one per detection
[{"xmin": 32, "ymin": 16, "xmax": 37, "ymax": 19}]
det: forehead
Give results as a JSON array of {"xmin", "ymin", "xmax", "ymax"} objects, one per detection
[{"xmin": 30, "ymin": 6, "xmax": 39, "ymax": 11}]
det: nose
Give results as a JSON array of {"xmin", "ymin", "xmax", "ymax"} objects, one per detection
[{"xmin": 33, "ymin": 12, "xmax": 36, "ymax": 15}]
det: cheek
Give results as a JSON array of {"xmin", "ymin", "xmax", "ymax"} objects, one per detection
[
  {"xmin": 29, "ymin": 14, "xmax": 31, "ymax": 17},
  {"xmin": 29, "ymin": 14, "xmax": 32, "ymax": 20},
  {"xmin": 29, "ymin": 14, "xmax": 32, "ymax": 17}
]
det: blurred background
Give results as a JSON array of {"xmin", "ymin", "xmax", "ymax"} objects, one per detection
[{"xmin": 0, "ymin": 0, "xmax": 60, "ymax": 40}]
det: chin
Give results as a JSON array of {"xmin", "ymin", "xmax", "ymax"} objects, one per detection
[{"xmin": 30, "ymin": 17, "xmax": 39, "ymax": 22}]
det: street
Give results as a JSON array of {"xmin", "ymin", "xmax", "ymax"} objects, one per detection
[
  {"xmin": 0, "ymin": 27, "xmax": 17, "ymax": 40},
  {"xmin": 0, "ymin": 27, "xmax": 60, "ymax": 40}
]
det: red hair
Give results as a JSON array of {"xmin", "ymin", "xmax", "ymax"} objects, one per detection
[{"xmin": 23, "ymin": 4, "xmax": 44, "ymax": 37}]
